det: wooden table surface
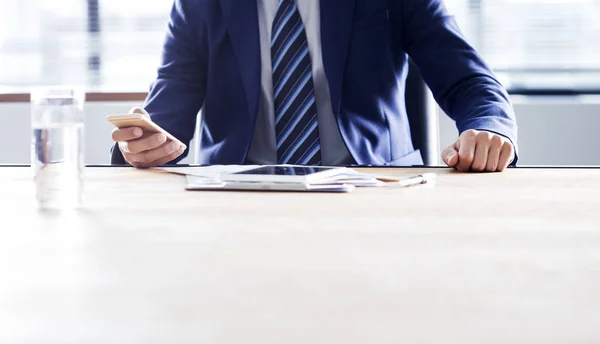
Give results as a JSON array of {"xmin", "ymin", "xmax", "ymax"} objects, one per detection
[{"xmin": 1, "ymin": 166, "xmax": 600, "ymax": 343}]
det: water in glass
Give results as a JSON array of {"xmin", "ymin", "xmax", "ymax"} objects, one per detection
[{"xmin": 31, "ymin": 88, "xmax": 85, "ymax": 210}]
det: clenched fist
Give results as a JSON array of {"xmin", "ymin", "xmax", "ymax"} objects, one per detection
[{"xmin": 442, "ymin": 129, "xmax": 514, "ymax": 172}]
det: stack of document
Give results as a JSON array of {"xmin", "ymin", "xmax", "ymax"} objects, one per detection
[{"xmin": 160, "ymin": 165, "xmax": 392, "ymax": 193}]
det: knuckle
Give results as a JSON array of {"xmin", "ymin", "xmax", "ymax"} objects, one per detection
[
  {"xmin": 491, "ymin": 135, "xmax": 503, "ymax": 146},
  {"xmin": 462, "ymin": 129, "xmax": 478, "ymax": 139},
  {"xmin": 459, "ymin": 152, "xmax": 474, "ymax": 162},
  {"xmin": 476, "ymin": 132, "xmax": 492, "ymax": 144}
]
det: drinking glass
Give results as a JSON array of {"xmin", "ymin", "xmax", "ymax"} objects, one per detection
[{"xmin": 31, "ymin": 87, "xmax": 85, "ymax": 210}]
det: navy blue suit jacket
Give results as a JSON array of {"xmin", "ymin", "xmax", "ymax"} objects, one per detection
[{"xmin": 113, "ymin": 0, "xmax": 517, "ymax": 166}]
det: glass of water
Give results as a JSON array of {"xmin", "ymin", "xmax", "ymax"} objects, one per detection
[{"xmin": 31, "ymin": 87, "xmax": 85, "ymax": 210}]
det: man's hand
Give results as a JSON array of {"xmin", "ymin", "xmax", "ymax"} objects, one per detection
[
  {"xmin": 442, "ymin": 129, "xmax": 514, "ymax": 172},
  {"xmin": 112, "ymin": 127, "xmax": 185, "ymax": 168}
]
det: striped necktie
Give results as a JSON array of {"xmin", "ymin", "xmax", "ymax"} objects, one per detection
[{"xmin": 271, "ymin": 0, "xmax": 322, "ymax": 165}]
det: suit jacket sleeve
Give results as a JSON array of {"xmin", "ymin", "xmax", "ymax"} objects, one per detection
[
  {"xmin": 395, "ymin": 0, "xmax": 518, "ymax": 162},
  {"xmin": 111, "ymin": 0, "xmax": 208, "ymax": 165}
]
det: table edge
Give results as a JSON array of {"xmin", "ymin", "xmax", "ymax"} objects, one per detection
[
  {"xmin": 0, "ymin": 92, "xmax": 147, "ymax": 103},
  {"xmin": 2, "ymin": 164, "xmax": 600, "ymax": 170}
]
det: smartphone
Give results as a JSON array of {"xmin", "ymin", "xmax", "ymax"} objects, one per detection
[{"xmin": 106, "ymin": 113, "xmax": 187, "ymax": 150}]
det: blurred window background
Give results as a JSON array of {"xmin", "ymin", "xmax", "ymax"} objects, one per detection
[
  {"xmin": 446, "ymin": 0, "xmax": 600, "ymax": 94},
  {"xmin": 0, "ymin": 0, "xmax": 599, "ymax": 92},
  {"xmin": 0, "ymin": 0, "xmax": 172, "ymax": 92}
]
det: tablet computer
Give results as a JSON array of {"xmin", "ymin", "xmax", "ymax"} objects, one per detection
[{"xmin": 219, "ymin": 165, "xmax": 347, "ymax": 183}]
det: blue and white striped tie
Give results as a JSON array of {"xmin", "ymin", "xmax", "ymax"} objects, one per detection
[{"xmin": 271, "ymin": 0, "xmax": 321, "ymax": 165}]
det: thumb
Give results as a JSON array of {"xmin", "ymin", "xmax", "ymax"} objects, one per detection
[
  {"xmin": 129, "ymin": 106, "xmax": 150, "ymax": 117},
  {"xmin": 442, "ymin": 142, "xmax": 459, "ymax": 167}
]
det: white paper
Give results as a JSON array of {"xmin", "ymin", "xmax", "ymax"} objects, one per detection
[
  {"xmin": 160, "ymin": 165, "xmax": 260, "ymax": 181},
  {"xmin": 311, "ymin": 172, "xmax": 386, "ymax": 187}
]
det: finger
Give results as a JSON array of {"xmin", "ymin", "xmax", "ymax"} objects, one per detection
[
  {"xmin": 117, "ymin": 141, "xmax": 145, "ymax": 166},
  {"xmin": 441, "ymin": 142, "xmax": 459, "ymax": 167},
  {"xmin": 112, "ymin": 127, "xmax": 143, "ymax": 142},
  {"xmin": 471, "ymin": 133, "xmax": 493, "ymax": 172},
  {"xmin": 133, "ymin": 146, "xmax": 186, "ymax": 169},
  {"xmin": 497, "ymin": 143, "xmax": 515, "ymax": 172},
  {"xmin": 485, "ymin": 135, "xmax": 503, "ymax": 172},
  {"xmin": 471, "ymin": 144, "xmax": 489, "ymax": 172},
  {"xmin": 457, "ymin": 131, "xmax": 477, "ymax": 172},
  {"xmin": 123, "ymin": 133, "xmax": 168, "ymax": 154},
  {"xmin": 127, "ymin": 141, "xmax": 183, "ymax": 165}
]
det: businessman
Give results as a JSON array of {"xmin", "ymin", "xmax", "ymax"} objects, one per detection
[{"xmin": 112, "ymin": 0, "xmax": 518, "ymax": 172}]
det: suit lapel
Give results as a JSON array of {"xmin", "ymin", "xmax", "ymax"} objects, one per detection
[
  {"xmin": 320, "ymin": 0, "xmax": 356, "ymax": 116},
  {"xmin": 220, "ymin": 0, "xmax": 261, "ymax": 120}
]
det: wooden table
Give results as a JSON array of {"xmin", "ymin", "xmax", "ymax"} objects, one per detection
[{"xmin": 1, "ymin": 166, "xmax": 600, "ymax": 343}]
